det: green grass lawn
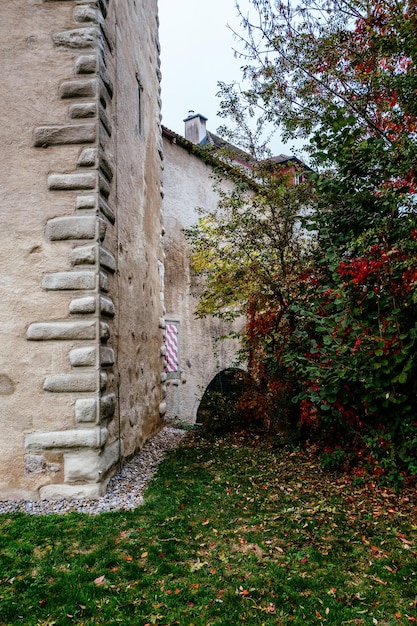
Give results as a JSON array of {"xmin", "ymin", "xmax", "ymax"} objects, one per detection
[{"xmin": 0, "ymin": 432, "xmax": 416, "ymax": 625}]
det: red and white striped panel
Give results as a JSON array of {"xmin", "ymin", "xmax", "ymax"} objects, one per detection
[{"xmin": 165, "ymin": 323, "xmax": 179, "ymax": 372}]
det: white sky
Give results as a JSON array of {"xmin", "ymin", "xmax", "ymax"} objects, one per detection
[{"xmin": 158, "ymin": 0, "xmax": 303, "ymax": 157}]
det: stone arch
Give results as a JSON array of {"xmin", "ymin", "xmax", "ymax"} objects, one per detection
[{"xmin": 196, "ymin": 367, "xmax": 251, "ymax": 429}]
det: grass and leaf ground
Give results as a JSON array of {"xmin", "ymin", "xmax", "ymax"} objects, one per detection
[{"xmin": 0, "ymin": 431, "xmax": 416, "ymax": 625}]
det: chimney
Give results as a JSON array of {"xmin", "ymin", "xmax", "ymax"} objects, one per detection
[{"xmin": 184, "ymin": 110, "xmax": 208, "ymax": 144}]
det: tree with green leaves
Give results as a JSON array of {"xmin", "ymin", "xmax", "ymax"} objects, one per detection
[{"xmin": 190, "ymin": 0, "xmax": 417, "ymax": 478}]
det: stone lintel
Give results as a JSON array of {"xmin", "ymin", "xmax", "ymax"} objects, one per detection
[
  {"xmin": 27, "ymin": 321, "xmax": 96, "ymax": 341},
  {"xmin": 25, "ymin": 427, "xmax": 109, "ymax": 452},
  {"xmin": 44, "ymin": 373, "xmax": 98, "ymax": 393},
  {"xmin": 42, "ymin": 270, "xmax": 96, "ymax": 291}
]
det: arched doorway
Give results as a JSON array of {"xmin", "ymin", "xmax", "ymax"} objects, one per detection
[{"xmin": 196, "ymin": 368, "xmax": 251, "ymax": 432}]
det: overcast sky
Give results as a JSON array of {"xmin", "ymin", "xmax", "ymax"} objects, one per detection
[{"xmin": 158, "ymin": 0, "xmax": 302, "ymax": 157}]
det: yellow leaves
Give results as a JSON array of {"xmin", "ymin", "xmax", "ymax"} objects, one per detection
[{"xmin": 189, "ymin": 559, "xmax": 208, "ymax": 573}]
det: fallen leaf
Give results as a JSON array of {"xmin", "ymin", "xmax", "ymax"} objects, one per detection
[
  {"xmin": 190, "ymin": 559, "xmax": 208, "ymax": 572},
  {"xmin": 94, "ymin": 575, "xmax": 106, "ymax": 586}
]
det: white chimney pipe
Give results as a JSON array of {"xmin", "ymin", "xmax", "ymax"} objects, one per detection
[{"xmin": 184, "ymin": 111, "xmax": 208, "ymax": 145}]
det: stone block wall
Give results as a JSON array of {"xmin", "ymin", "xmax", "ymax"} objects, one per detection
[{"xmin": 0, "ymin": 0, "xmax": 164, "ymax": 499}]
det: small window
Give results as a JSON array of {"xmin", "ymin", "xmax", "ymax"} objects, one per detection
[
  {"xmin": 165, "ymin": 322, "xmax": 179, "ymax": 376},
  {"xmin": 136, "ymin": 73, "xmax": 143, "ymax": 135}
]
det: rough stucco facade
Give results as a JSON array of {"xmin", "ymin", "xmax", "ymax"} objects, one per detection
[
  {"xmin": 0, "ymin": 0, "xmax": 165, "ymax": 499},
  {"xmin": 162, "ymin": 126, "xmax": 243, "ymax": 423}
]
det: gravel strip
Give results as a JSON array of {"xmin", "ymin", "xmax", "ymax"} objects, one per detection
[{"xmin": 0, "ymin": 427, "xmax": 187, "ymax": 516}]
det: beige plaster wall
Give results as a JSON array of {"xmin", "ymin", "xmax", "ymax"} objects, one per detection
[
  {"xmin": 0, "ymin": 0, "xmax": 164, "ymax": 499},
  {"xmin": 108, "ymin": 0, "xmax": 165, "ymax": 457},
  {"xmin": 0, "ymin": 0, "xmax": 87, "ymax": 498},
  {"xmin": 162, "ymin": 135, "xmax": 243, "ymax": 423}
]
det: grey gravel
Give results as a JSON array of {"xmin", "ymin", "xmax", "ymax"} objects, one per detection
[{"xmin": 0, "ymin": 427, "xmax": 187, "ymax": 516}]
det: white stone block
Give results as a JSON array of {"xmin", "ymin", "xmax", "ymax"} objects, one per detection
[
  {"xmin": 48, "ymin": 172, "xmax": 97, "ymax": 191},
  {"xmin": 100, "ymin": 346, "xmax": 114, "ymax": 366},
  {"xmin": 64, "ymin": 440, "xmax": 121, "ymax": 483},
  {"xmin": 99, "ymin": 295, "xmax": 115, "ymax": 317},
  {"xmin": 99, "ymin": 247, "xmax": 116, "ymax": 273},
  {"xmin": 25, "ymin": 427, "xmax": 108, "ymax": 452},
  {"xmin": 43, "ymin": 373, "xmax": 97, "ymax": 393},
  {"xmin": 52, "ymin": 27, "xmax": 100, "ymax": 50},
  {"xmin": 42, "ymin": 270, "xmax": 96, "ymax": 291},
  {"xmin": 71, "ymin": 244, "xmax": 96, "ymax": 265},
  {"xmin": 46, "ymin": 215, "xmax": 97, "ymax": 240},
  {"xmin": 100, "ymin": 322, "xmax": 110, "ymax": 341},
  {"xmin": 75, "ymin": 397, "xmax": 97, "ymax": 422},
  {"xmin": 69, "ymin": 296, "xmax": 96, "ymax": 314},
  {"xmin": 76, "ymin": 194, "xmax": 97, "ymax": 209},
  {"xmin": 99, "ymin": 271, "xmax": 109, "ymax": 292},
  {"xmin": 77, "ymin": 147, "xmax": 98, "ymax": 167},
  {"xmin": 70, "ymin": 347, "xmax": 97, "ymax": 367},
  {"xmin": 100, "ymin": 393, "xmax": 116, "ymax": 420},
  {"xmin": 27, "ymin": 321, "xmax": 96, "ymax": 341},
  {"xmin": 39, "ymin": 483, "xmax": 105, "ymax": 500}
]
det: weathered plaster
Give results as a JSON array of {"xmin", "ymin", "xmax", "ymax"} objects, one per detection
[
  {"xmin": 162, "ymin": 133, "xmax": 244, "ymax": 423},
  {"xmin": 0, "ymin": 0, "xmax": 164, "ymax": 499}
]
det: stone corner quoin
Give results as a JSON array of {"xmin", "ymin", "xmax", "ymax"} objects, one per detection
[{"xmin": 0, "ymin": 0, "xmax": 165, "ymax": 500}]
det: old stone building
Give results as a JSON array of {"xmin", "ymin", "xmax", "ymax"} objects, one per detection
[
  {"xmin": 162, "ymin": 115, "xmax": 244, "ymax": 424},
  {"xmin": 0, "ymin": 3, "xmax": 304, "ymax": 501},
  {"xmin": 0, "ymin": 0, "xmax": 165, "ymax": 499}
]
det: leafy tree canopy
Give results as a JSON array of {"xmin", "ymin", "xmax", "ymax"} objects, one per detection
[{"xmin": 188, "ymin": 0, "xmax": 417, "ymax": 480}]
